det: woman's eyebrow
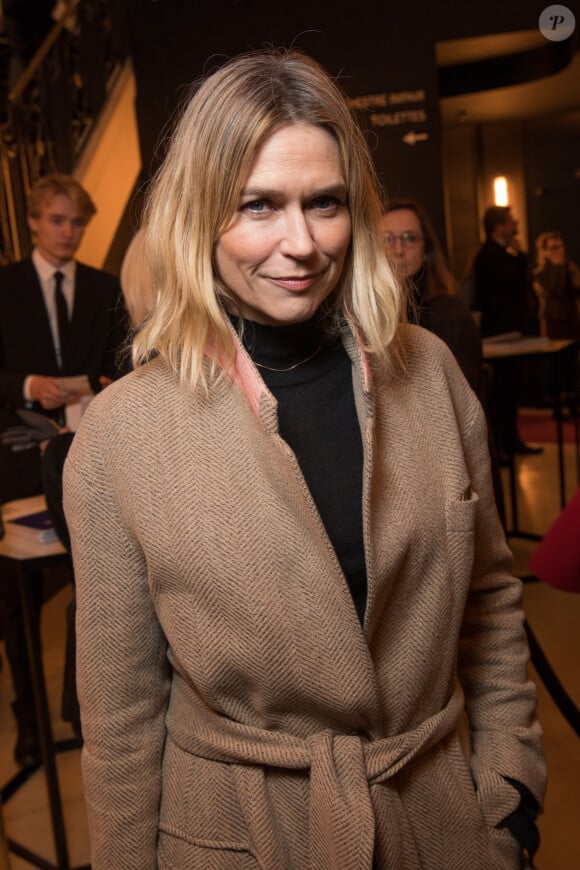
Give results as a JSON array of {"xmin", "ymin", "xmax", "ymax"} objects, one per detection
[
  {"xmin": 240, "ymin": 183, "xmax": 348, "ymax": 198},
  {"xmin": 240, "ymin": 187, "xmax": 282, "ymax": 199}
]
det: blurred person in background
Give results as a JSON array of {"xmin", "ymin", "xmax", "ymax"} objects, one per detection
[
  {"xmin": 0, "ymin": 172, "xmax": 128, "ymax": 768},
  {"xmin": 471, "ymin": 206, "xmax": 542, "ymax": 459},
  {"xmin": 381, "ymin": 198, "xmax": 482, "ymax": 393},
  {"xmin": 533, "ymin": 231, "xmax": 580, "ymax": 413},
  {"xmin": 532, "ymin": 231, "xmax": 580, "ymax": 340}
]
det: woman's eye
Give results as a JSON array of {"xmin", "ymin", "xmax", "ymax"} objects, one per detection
[
  {"xmin": 242, "ymin": 199, "xmax": 270, "ymax": 214},
  {"xmin": 311, "ymin": 195, "xmax": 341, "ymax": 213}
]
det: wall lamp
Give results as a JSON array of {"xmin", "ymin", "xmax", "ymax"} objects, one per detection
[{"xmin": 493, "ymin": 176, "xmax": 508, "ymax": 206}]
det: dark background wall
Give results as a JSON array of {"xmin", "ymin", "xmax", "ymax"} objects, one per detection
[
  {"xmin": 526, "ymin": 111, "xmax": 580, "ymax": 264},
  {"xmin": 114, "ymin": 0, "xmax": 579, "ymax": 262},
  {"xmin": 443, "ymin": 109, "xmax": 580, "ymax": 280},
  {"xmin": 122, "ymin": 0, "xmax": 449, "ymax": 244}
]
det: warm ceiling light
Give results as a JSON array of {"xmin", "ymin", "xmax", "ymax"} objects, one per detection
[{"xmin": 493, "ymin": 176, "xmax": 508, "ymax": 206}]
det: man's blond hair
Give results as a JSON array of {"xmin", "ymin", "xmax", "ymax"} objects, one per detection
[{"xmin": 28, "ymin": 174, "xmax": 96, "ymax": 223}]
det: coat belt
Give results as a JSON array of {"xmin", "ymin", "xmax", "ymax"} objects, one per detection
[{"xmin": 167, "ymin": 685, "xmax": 464, "ymax": 870}]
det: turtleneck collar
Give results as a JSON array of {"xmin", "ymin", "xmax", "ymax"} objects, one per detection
[{"xmin": 228, "ymin": 310, "xmax": 333, "ymax": 370}]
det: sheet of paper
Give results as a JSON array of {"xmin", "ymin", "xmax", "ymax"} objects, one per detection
[{"xmin": 57, "ymin": 375, "xmax": 93, "ymax": 396}]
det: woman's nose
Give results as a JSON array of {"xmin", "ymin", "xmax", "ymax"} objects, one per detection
[{"xmin": 280, "ymin": 209, "xmax": 316, "ymax": 258}]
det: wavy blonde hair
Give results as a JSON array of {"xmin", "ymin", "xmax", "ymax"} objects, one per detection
[{"xmin": 134, "ymin": 48, "xmax": 402, "ymax": 389}]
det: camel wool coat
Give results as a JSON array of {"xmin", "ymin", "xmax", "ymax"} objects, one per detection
[{"xmin": 63, "ymin": 323, "xmax": 546, "ymax": 870}]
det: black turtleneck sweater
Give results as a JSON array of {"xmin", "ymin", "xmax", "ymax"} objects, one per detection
[{"xmin": 232, "ymin": 314, "xmax": 367, "ymax": 624}]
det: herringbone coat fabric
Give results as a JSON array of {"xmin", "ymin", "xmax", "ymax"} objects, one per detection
[{"xmin": 63, "ymin": 324, "xmax": 546, "ymax": 869}]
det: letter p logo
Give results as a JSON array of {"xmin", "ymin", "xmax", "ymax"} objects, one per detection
[{"xmin": 539, "ymin": 5, "xmax": 576, "ymax": 41}]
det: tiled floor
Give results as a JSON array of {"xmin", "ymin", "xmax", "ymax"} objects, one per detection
[{"xmin": 0, "ymin": 438, "xmax": 578, "ymax": 868}]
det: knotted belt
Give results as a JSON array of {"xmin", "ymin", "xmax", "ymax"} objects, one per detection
[{"xmin": 167, "ymin": 684, "xmax": 464, "ymax": 870}]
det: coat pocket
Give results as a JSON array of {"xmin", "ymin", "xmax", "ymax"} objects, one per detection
[
  {"xmin": 444, "ymin": 489, "xmax": 479, "ymax": 534},
  {"xmin": 158, "ymin": 831, "xmax": 257, "ymax": 870},
  {"xmin": 444, "ymin": 491, "xmax": 479, "ymax": 589},
  {"xmin": 158, "ymin": 735, "xmax": 256, "ymax": 865}
]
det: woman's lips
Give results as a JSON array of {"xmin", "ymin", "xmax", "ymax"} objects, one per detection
[{"xmin": 267, "ymin": 274, "xmax": 320, "ymax": 292}]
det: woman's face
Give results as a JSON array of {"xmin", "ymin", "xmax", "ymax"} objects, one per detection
[
  {"xmin": 543, "ymin": 236, "xmax": 566, "ymax": 266},
  {"xmin": 214, "ymin": 123, "xmax": 352, "ymax": 326},
  {"xmin": 380, "ymin": 208, "xmax": 425, "ymax": 278}
]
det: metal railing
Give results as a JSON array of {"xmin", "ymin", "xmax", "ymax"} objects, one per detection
[{"xmin": 0, "ymin": 0, "xmax": 125, "ymax": 264}]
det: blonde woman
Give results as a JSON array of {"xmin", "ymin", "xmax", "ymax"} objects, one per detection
[{"xmin": 64, "ymin": 49, "xmax": 545, "ymax": 869}]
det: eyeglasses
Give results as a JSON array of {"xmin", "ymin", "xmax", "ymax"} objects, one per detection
[{"xmin": 384, "ymin": 232, "xmax": 424, "ymax": 248}]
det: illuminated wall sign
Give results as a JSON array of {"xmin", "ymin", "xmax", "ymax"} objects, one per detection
[{"xmin": 349, "ymin": 90, "xmax": 428, "ymax": 130}]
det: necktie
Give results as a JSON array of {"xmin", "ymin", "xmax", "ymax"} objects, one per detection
[{"xmin": 54, "ymin": 270, "xmax": 69, "ymax": 358}]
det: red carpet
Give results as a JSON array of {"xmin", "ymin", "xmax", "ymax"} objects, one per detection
[{"xmin": 519, "ymin": 412, "xmax": 578, "ymax": 445}]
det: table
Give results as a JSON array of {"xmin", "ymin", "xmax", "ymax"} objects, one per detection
[
  {"xmin": 0, "ymin": 496, "xmax": 86, "ymax": 870},
  {"xmin": 483, "ymin": 336, "xmax": 580, "ymax": 539}
]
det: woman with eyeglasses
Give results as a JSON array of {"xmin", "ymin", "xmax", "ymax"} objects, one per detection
[
  {"xmin": 63, "ymin": 50, "xmax": 545, "ymax": 869},
  {"xmin": 381, "ymin": 199, "xmax": 483, "ymax": 393}
]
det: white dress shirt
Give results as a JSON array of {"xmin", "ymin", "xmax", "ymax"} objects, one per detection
[
  {"xmin": 31, "ymin": 248, "xmax": 76, "ymax": 366},
  {"xmin": 24, "ymin": 250, "xmax": 88, "ymax": 430}
]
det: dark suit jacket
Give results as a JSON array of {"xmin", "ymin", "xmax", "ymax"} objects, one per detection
[
  {"xmin": 0, "ymin": 257, "xmax": 129, "ymax": 500},
  {"xmin": 0, "ymin": 257, "xmax": 129, "ymax": 408},
  {"xmin": 472, "ymin": 239, "xmax": 534, "ymax": 338}
]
